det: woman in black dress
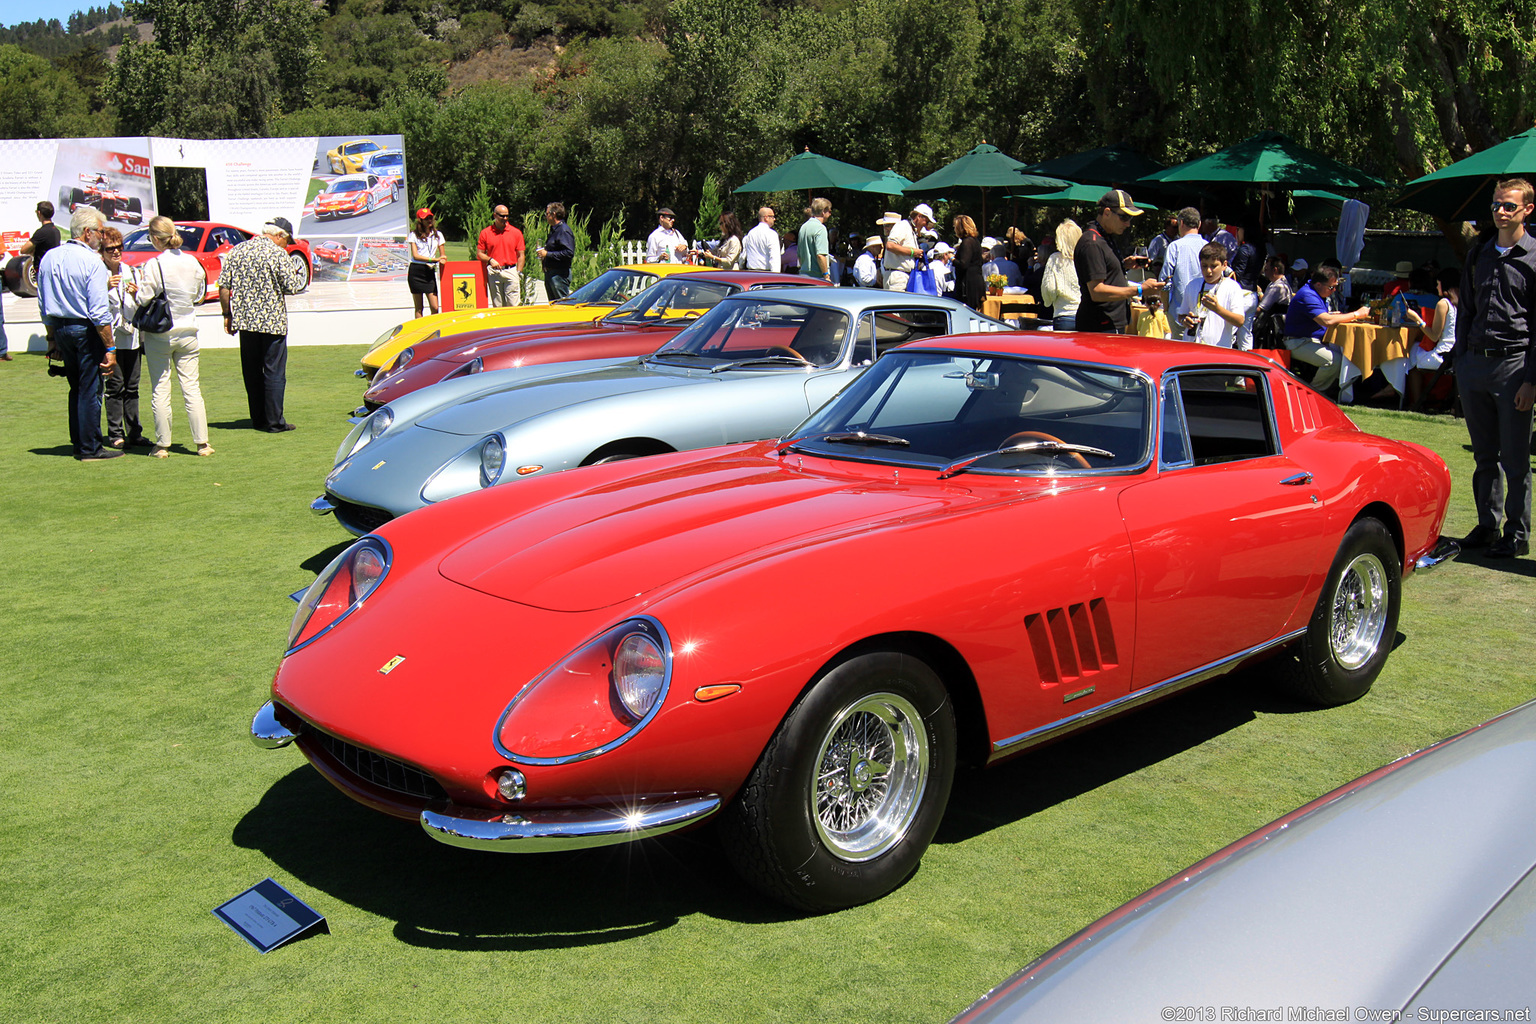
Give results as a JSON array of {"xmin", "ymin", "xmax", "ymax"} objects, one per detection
[{"xmin": 952, "ymin": 214, "xmax": 984, "ymax": 310}]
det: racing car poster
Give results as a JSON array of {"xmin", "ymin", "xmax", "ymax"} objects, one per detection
[{"xmin": 302, "ymin": 135, "xmax": 409, "ymax": 239}]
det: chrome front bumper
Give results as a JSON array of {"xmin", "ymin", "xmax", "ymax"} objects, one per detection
[
  {"xmin": 310, "ymin": 495, "xmax": 335, "ymax": 516},
  {"xmin": 1414, "ymin": 537, "xmax": 1460, "ymax": 573},
  {"xmin": 251, "ymin": 700, "xmax": 299, "ymax": 748},
  {"xmin": 421, "ymin": 796, "xmax": 722, "ymax": 853}
]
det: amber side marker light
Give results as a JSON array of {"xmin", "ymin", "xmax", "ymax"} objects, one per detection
[
  {"xmin": 516, "ymin": 465, "xmax": 543, "ymax": 475},
  {"xmin": 694, "ymin": 684, "xmax": 741, "ymax": 702}
]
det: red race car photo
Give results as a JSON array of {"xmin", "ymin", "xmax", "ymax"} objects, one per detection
[
  {"xmin": 251, "ymin": 333, "xmax": 1457, "ymax": 911},
  {"xmin": 59, "ymin": 172, "xmax": 145, "ymax": 225},
  {"xmin": 121, "ymin": 221, "xmax": 313, "ymax": 298},
  {"xmin": 361, "ymin": 270, "xmax": 825, "ymax": 410},
  {"xmin": 313, "ymin": 174, "xmax": 399, "ymax": 219},
  {"xmin": 314, "ymin": 240, "xmax": 353, "ymax": 264}
]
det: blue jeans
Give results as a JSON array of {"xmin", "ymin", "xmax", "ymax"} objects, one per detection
[
  {"xmin": 56, "ymin": 321, "xmax": 107, "ymax": 457},
  {"xmin": 1053, "ymin": 314, "xmax": 1076, "ymax": 332}
]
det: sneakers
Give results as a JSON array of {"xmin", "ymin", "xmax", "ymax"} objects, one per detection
[{"xmin": 78, "ymin": 450, "xmax": 124, "ymax": 461}]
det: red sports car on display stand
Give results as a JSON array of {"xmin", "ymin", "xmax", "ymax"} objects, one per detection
[
  {"xmin": 121, "ymin": 221, "xmax": 313, "ymax": 298},
  {"xmin": 361, "ymin": 271, "xmax": 825, "ymax": 411},
  {"xmin": 251, "ymin": 333, "xmax": 1457, "ymax": 911}
]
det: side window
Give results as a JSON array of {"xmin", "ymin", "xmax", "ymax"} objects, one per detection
[
  {"xmin": 1172, "ymin": 372, "xmax": 1276, "ymax": 465},
  {"xmin": 873, "ymin": 308, "xmax": 951, "ymax": 356},
  {"xmin": 1161, "ymin": 376, "xmax": 1190, "ymax": 467}
]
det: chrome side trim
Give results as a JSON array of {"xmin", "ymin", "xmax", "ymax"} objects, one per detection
[
  {"xmin": 1414, "ymin": 537, "xmax": 1460, "ymax": 573},
  {"xmin": 990, "ymin": 629, "xmax": 1308, "ymax": 757},
  {"xmin": 250, "ymin": 700, "xmax": 300, "ymax": 748},
  {"xmin": 310, "ymin": 495, "xmax": 335, "ymax": 515},
  {"xmin": 421, "ymin": 794, "xmax": 722, "ymax": 852}
]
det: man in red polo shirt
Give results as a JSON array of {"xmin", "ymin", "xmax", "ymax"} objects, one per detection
[{"xmin": 476, "ymin": 205, "xmax": 526, "ymax": 306}]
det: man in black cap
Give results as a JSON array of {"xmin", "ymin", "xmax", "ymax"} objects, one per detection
[
  {"xmin": 219, "ymin": 216, "xmax": 304, "ymax": 431},
  {"xmin": 1074, "ymin": 189, "xmax": 1164, "ymax": 334},
  {"xmin": 646, "ymin": 207, "xmax": 688, "ymax": 263}
]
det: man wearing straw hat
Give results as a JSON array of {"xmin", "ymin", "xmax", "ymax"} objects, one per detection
[{"xmin": 883, "ymin": 204, "xmax": 933, "ymax": 291}]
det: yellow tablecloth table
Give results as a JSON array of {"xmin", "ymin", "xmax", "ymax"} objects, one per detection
[
  {"xmin": 1325, "ymin": 323, "xmax": 1422, "ymax": 379},
  {"xmin": 982, "ymin": 294, "xmax": 1035, "ymax": 321}
]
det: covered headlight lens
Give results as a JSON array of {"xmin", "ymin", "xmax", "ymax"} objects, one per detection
[
  {"xmin": 364, "ymin": 323, "xmax": 401, "ymax": 357},
  {"xmin": 443, "ymin": 357, "xmax": 483, "ymax": 382},
  {"xmin": 479, "ymin": 434, "xmax": 506, "ymax": 488},
  {"xmin": 388, "ymin": 347, "xmax": 415, "ymax": 375},
  {"xmin": 494, "ymin": 618, "xmax": 672, "ymax": 764},
  {"xmin": 344, "ymin": 406, "xmax": 393, "ymax": 458},
  {"xmin": 287, "ymin": 537, "xmax": 391, "ymax": 652},
  {"xmin": 613, "ymin": 632, "xmax": 665, "ymax": 720},
  {"xmin": 367, "ymin": 407, "xmax": 394, "ymax": 442}
]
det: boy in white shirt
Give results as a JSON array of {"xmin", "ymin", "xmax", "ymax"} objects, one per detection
[{"xmin": 1180, "ymin": 242, "xmax": 1247, "ymax": 348}]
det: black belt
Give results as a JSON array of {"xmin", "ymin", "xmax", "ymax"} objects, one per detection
[
  {"xmin": 51, "ymin": 317, "xmax": 93, "ymax": 326},
  {"xmin": 1471, "ymin": 345, "xmax": 1525, "ymax": 358}
]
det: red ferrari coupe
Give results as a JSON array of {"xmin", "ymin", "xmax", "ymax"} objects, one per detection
[
  {"xmin": 362, "ymin": 271, "xmax": 823, "ymax": 410},
  {"xmin": 252, "ymin": 333, "xmax": 1457, "ymax": 911},
  {"xmin": 122, "ymin": 221, "xmax": 313, "ymax": 298}
]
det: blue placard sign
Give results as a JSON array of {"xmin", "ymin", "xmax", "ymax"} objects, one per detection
[{"xmin": 213, "ymin": 878, "xmax": 327, "ymax": 953}]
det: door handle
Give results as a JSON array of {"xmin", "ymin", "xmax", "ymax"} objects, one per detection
[{"xmin": 1280, "ymin": 472, "xmax": 1314, "ymax": 486}]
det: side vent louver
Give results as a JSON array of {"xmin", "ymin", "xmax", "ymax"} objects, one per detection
[{"xmin": 1024, "ymin": 598, "xmax": 1118, "ymax": 687}]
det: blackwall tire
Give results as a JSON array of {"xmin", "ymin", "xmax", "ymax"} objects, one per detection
[{"xmin": 721, "ymin": 652, "xmax": 955, "ymax": 911}]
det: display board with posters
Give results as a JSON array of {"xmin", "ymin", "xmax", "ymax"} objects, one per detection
[{"xmin": 0, "ymin": 134, "xmax": 410, "ymax": 286}]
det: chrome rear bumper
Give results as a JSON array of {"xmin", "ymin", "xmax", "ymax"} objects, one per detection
[
  {"xmin": 421, "ymin": 795, "xmax": 722, "ymax": 853},
  {"xmin": 1414, "ymin": 537, "xmax": 1460, "ymax": 573}
]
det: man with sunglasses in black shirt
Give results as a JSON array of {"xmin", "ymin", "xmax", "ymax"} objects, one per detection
[
  {"xmin": 1454, "ymin": 177, "xmax": 1536, "ymax": 558},
  {"xmin": 1075, "ymin": 190, "xmax": 1165, "ymax": 334}
]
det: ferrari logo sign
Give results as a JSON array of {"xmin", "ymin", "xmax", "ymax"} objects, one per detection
[{"xmin": 447, "ymin": 271, "xmax": 480, "ymax": 310}]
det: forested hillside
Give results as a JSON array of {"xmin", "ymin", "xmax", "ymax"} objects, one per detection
[{"xmin": 4, "ymin": 0, "xmax": 1533, "ymax": 238}]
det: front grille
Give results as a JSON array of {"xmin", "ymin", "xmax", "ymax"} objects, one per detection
[
  {"xmin": 329, "ymin": 494, "xmax": 393, "ymax": 534},
  {"xmin": 312, "ymin": 729, "xmax": 448, "ymax": 801}
]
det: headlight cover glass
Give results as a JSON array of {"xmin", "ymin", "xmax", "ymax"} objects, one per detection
[
  {"xmin": 445, "ymin": 357, "xmax": 483, "ymax": 381},
  {"xmin": 388, "ymin": 347, "xmax": 415, "ymax": 375},
  {"xmin": 345, "ymin": 406, "xmax": 394, "ymax": 458},
  {"xmin": 287, "ymin": 537, "xmax": 391, "ymax": 653},
  {"xmin": 479, "ymin": 434, "xmax": 506, "ymax": 488},
  {"xmin": 364, "ymin": 323, "xmax": 401, "ymax": 357},
  {"xmin": 494, "ymin": 618, "xmax": 673, "ymax": 764}
]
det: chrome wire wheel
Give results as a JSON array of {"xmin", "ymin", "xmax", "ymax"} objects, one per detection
[
  {"xmin": 811, "ymin": 692, "xmax": 929, "ymax": 862},
  {"xmin": 1330, "ymin": 551, "xmax": 1389, "ymax": 670}
]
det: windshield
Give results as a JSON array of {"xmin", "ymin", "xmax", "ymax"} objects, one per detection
[
  {"xmin": 604, "ymin": 278, "xmax": 737, "ymax": 325},
  {"xmin": 370, "ymin": 153, "xmax": 403, "ymax": 169},
  {"xmin": 328, "ymin": 179, "xmax": 367, "ymax": 193},
  {"xmin": 560, "ymin": 268, "xmax": 661, "ymax": 306},
  {"xmin": 123, "ymin": 224, "xmax": 203, "ymax": 252},
  {"xmin": 649, "ymin": 299, "xmax": 851, "ymax": 368},
  {"xmin": 346, "ymin": 142, "xmax": 379, "ymax": 155},
  {"xmin": 785, "ymin": 351, "xmax": 1151, "ymax": 473}
]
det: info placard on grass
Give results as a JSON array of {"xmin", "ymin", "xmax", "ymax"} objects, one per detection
[{"xmin": 213, "ymin": 879, "xmax": 327, "ymax": 953}]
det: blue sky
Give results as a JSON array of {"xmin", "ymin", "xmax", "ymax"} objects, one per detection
[{"xmin": 1, "ymin": 1, "xmax": 99, "ymax": 29}]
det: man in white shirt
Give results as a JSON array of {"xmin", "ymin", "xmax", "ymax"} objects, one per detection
[
  {"xmin": 883, "ymin": 203, "xmax": 933, "ymax": 291},
  {"xmin": 742, "ymin": 207, "xmax": 781, "ymax": 272},
  {"xmin": 646, "ymin": 207, "xmax": 688, "ymax": 263},
  {"xmin": 852, "ymin": 236, "xmax": 882, "ymax": 287}
]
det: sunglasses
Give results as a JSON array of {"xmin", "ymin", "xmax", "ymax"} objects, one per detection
[
  {"xmin": 1492, "ymin": 201, "xmax": 1526, "ymax": 213},
  {"xmin": 103, "ymin": 246, "xmax": 123, "ymax": 254}
]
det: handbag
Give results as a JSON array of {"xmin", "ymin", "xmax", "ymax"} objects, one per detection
[
  {"xmin": 905, "ymin": 253, "xmax": 939, "ymax": 296},
  {"xmin": 131, "ymin": 259, "xmax": 173, "ymax": 334}
]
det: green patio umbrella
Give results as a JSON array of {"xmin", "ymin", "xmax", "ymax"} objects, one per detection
[
  {"xmin": 1006, "ymin": 182, "xmax": 1160, "ymax": 211},
  {"xmin": 1140, "ymin": 131, "xmax": 1385, "ymax": 190},
  {"xmin": 905, "ymin": 142, "xmax": 1069, "ymax": 229},
  {"xmin": 733, "ymin": 149, "xmax": 882, "ymax": 193},
  {"xmin": 849, "ymin": 169, "xmax": 914, "ymax": 195},
  {"xmin": 1390, "ymin": 127, "xmax": 1536, "ymax": 221},
  {"xmin": 1020, "ymin": 143, "xmax": 1166, "ymax": 187}
]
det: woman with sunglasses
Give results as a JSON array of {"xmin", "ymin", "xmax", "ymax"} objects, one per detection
[
  {"xmin": 407, "ymin": 207, "xmax": 447, "ymax": 317},
  {"xmin": 100, "ymin": 227, "xmax": 149, "ymax": 449}
]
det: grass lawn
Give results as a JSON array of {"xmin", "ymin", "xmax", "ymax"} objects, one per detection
[{"xmin": 1, "ymin": 347, "xmax": 1531, "ymax": 1023}]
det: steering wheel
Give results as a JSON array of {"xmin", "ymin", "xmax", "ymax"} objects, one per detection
[
  {"xmin": 1001, "ymin": 430, "xmax": 1091, "ymax": 469},
  {"xmin": 766, "ymin": 345, "xmax": 808, "ymax": 362}
]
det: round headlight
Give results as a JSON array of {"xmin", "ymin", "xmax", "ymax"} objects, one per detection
[
  {"xmin": 613, "ymin": 632, "xmax": 666, "ymax": 721},
  {"xmin": 390, "ymin": 347, "xmax": 415, "ymax": 374},
  {"xmin": 480, "ymin": 434, "xmax": 506, "ymax": 488},
  {"xmin": 287, "ymin": 537, "xmax": 391, "ymax": 652},
  {"xmin": 366, "ymin": 407, "xmax": 394, "ymax": 442}
]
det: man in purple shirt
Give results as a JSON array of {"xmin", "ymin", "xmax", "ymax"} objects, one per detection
[{"xmin": 38, "ymin": 206, "xmax": 120, "ymax": 461}]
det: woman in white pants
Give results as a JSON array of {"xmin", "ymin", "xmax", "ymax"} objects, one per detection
[{"xmin": 132, "ymin": 216, "xmax": 211, "ymax": 457}]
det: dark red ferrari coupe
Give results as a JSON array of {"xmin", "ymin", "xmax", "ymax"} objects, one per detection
[
  {"xmin": 252, "ymin": 332, "xmax": 1457, "ymax": 911},
  {"xmin": 361, "ymin": 270, "xmax": 821, "ymax": 410}
]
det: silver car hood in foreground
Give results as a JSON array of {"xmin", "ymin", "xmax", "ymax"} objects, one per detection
[{"xmin": 953, "ymin": 700, "xmax": 1536, "ymax": 1022}]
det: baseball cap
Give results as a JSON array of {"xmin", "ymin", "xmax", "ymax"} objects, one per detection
[
  {"xmin": 265, "ymin": 216, "xmax": 294, "ymax": 241},
  {"xmin": 1099, "ymin": 189, "xmax": 1144, "ymax": 216},
  {"xmin": 417, "ymin": 207, "xmax": 434, "ymax": 219}
]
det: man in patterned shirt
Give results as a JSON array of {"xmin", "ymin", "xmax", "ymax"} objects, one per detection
[{"xmin": 220, "ymin": 216, "xmax": 303, "ymax": 432}]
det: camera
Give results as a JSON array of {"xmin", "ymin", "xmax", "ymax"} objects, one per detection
[{"xmin": 47, "ymin": 359, "xmax": 68, "ymax": 378}]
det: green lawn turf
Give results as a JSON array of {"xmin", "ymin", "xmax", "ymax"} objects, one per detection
[{"xmin": 1, "ymin": 350, "xmax": 1531, "ymax": 1023}]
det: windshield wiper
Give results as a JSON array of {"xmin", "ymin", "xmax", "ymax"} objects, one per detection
[
  {"xmin": 776, "ymin": 431, "xmax": 910, "ymax": 454},
  {"xmin": 710, "ymin": 354, "xmax": 814, "ymax": 373},
  {"xmin": 642, "ymin": 352, "xmax": 715, "ymax": 366},
  {"xmin": 936, "ymin": 440, "xmax": 1115, "ymax": 480}
]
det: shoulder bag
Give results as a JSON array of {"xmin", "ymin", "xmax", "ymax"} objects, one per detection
[{"xmin": 131, "ymin": 258, "xmax": 174, "ymax": 334}]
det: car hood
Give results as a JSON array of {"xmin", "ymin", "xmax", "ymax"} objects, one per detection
[
  {"xmin": 418, "ymin": 361, "xmax": 705, "ymax": 437},
  {"xmin": 437, "ymin": 454, "xmax": 1030, "ymax": 612}
]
